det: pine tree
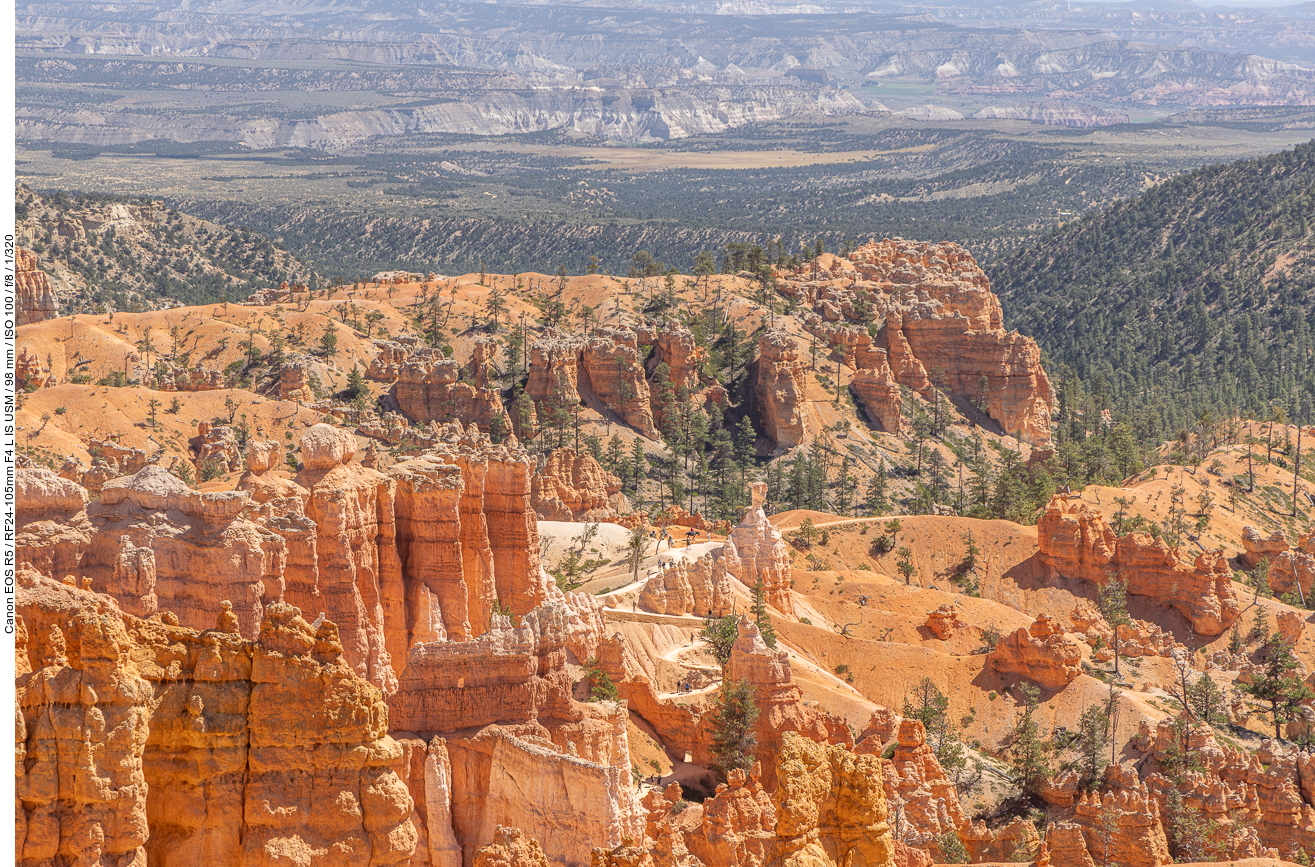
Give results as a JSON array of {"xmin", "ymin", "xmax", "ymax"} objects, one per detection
[
  {"xmin": 1010, "ymin": 684, "xmax": 1051, "ymax": 797},
  {"xmin": 735, "ymin": 416, "xmax": 757, "ymax": 466},
  {"xmin": 709, "ymin": 679, "xmax": 760, "ymax": 779},
  {"xmin": 903, "ymin": 678, "xmax": 966, "ymax": 776},
  {"xmin": 752, "ymin": 579, "xmax": 777, "ymax": 648},
  {"xmin": 864, "ymin": 459, "xmax": 889, "ymax": 516},
  {"xmin": 1241, "ymin": 635, "xmax": 1315, "ymax": 738},
  {"xmin": 629, "ymin": 437, "xmax": 647, "ymax": 500},
  {"xmin": 583, "ymin": 657, "xmax": 618, "ymax": 702},
  {"xmin": 1073, "ymin": 704, "xmax": 1109, "ymax": 790},
  {"xmin": 835, "ymin": 455, "xmax": 857, "ymax": 516},
  {"xmin": 346, "ymin": 363, "xmax": 367, "ymax": 399},
  {"xmin": 700, "ymin": 614, "xmax": 740, "ymax": 668},
  {"xmin": 1097, "ymin": 576, "xmax": 1132, "ymax": 677},
  {"xmin": 1188, "ymin": 671, "xmax": 1227, "ymax": 725}
]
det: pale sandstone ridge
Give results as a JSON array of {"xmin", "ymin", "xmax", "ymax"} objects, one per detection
[
  {"xmin": 753, "ymin": 331, "xmax": 809, "ymax": 450},
  {"xmin": 16, "ymin": 571, "xmax": 416, "ymax": 867},
  {"xmin": 17, "ymin": 246, "xmax": 59, "ymax": 325},
  {"xmin": 1242, "ymin": 525, "xmax": 1315, "ymax": 599},
  {"xmin": 599, "ymin": 614, "xmax": 851, "ymax": 799},
  {"xmin": 724, "ymin": 482, "xmax": 795, "ymax": 614},
  {"xmin": 638, "ymin": 550, "xmax": 733, "ymax": 618},
  {"xmin": 531, "ymin": 447, "xmax": 628, "ymax": 521},
  {"xmin": 988, "ymin": 613, "xmax": 1084, "ymax": 689},
  {"xmin": 1038, "ymin": 494, "xmax": 1240, "ymax": 635},
  {"xmin": 779, "ymin": 239, "xmax": 1055, "ymax": 445}
]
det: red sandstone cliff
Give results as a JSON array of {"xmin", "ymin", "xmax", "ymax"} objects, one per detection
[
  {"xmin": 779, "ymin": 239, "xmax": 1055, "ymax": 446},
  {"xmin": 1038, "ymin": 494, "xmax": 1241, "ymax": 635}
]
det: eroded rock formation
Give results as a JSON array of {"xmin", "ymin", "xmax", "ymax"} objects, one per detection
[
  {"xmin": 925, "ymin": 603, "xmax": 965, "ymax": 640},
  {"xmin": 527, "ymin": 322, "xmax": 712, "ymax": 440},
  {"xmin": 726, "ymin": 619, "xmax": 851, "ymax": 792},
  {"xmin": 297, "ymin": 423, "xmax": 403, "ymax": 693},
  {"xmin": 16, "ymin": 467, "xmax": 92, "ymax": 580},
  {"xmin": 81, "ymin": 466, "xmax": 283, "ymax": 638},
  {"xmin": 581, "ymin": 327, "xmax": 659, "ymax": 437},
  {"xmin": 988, "ymin": 613, "xmax": 1084, "ymax": 689},
  {"xmin": 770, "ymin": 731, "xmax": 895, "ymax": 867},
  {"xmin": 473, "ymin": 826, "xmax": 549, "ymax": 867},
  {"xmin": 638, "ymin": 551, "xmax": 732, "ymax": 618},
  {"xmin": 1038, "ymin": 494, "xmax": 1241, "ymax": 635},
  {"xmin": 531, "ymin": 447, "xmax": 627, "ymax": 521},
  {"xmin": 16, "ymin": 572, "xmax": 416, "ymax": 867},
  {"xmin": 17, "ymin": 246, "xmax": 59, "ymax": 325},
  {"xmin": 1243, "ymin": 525, "xmax": 1315, "ymax": 600},
  {"xmin": 723, "ymin": 483, "xmax": 794, "ymax": 615},
  {"xmin": 388, "ymin": 586, "xmax": 643, "ymax": 867},
  {"xmin": 779, "ymin": 239, "xmax": 1055, "ymax": 445},
  {"xmin": 850, "ymin": 351, "xmax": 902, "ymax": 434},
  {"xmin": 1135, "ymin": 716, "xmax": 1313, "ymax": 859},
  {"xmin": 16, "ymin": 346, "xmax": 52, "ymax": 390},
  {"xmin": 395, "ymin": 357, "xmax": 506, "ymax": 432},
  {"xmin": 753, "ymin": 331, "xmax": 808, "ymax": 451}
]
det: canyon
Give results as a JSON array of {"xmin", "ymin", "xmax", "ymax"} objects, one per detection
[{"xmin": 13, "ymin": 243, "xmax": 1315, "ymax": 867}]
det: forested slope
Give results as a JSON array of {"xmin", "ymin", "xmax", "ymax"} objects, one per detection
[
  {"xmin": 991, "ymin": 139, "xmax": 1315, "ymax": 437},
  {"xmin": 15, "ymin": 186, "xmax": 320, "ymax": 312}
]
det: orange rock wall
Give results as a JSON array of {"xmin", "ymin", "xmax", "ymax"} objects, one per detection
[
  {"xmin": 1038, "ymin": 495, "xmax": 1241, "ymax": 635},
  {"xmin": 779, "ymin": 239, "xmax": 1055, "ymax": 446},
  {"xmin": 531, "ymin": 447, "xmax": 625, "ymax": 522},
  {"xmin": 16, "ymin": 574, "xmax": 416, "ymax": 867}
]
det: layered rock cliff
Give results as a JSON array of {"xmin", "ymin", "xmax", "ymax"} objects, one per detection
[
  {"xmin": 16, "ymin": 571, "xmax": 416, "ymax": 867},
  {"xmin": 1038, "ymin": 494, "xmax": 1241, "ymax": 635},
  {"xmin": 81, "ymin": 465, "xmax": 283, "ymax": 638},
  {"xmin": 753, "ymin": 331, "xmax": 809, "ymax": 451},
  {"xmin": 531, "ymin": 447, "xmax": 627, "ymax": 522},
  {"xmin": 849, "ymin": 351, "xmax": 902, "ymax": 435},
  {"xmin": 779, "ymin": 239, "xmax": 1055, "ymax": 446}
]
